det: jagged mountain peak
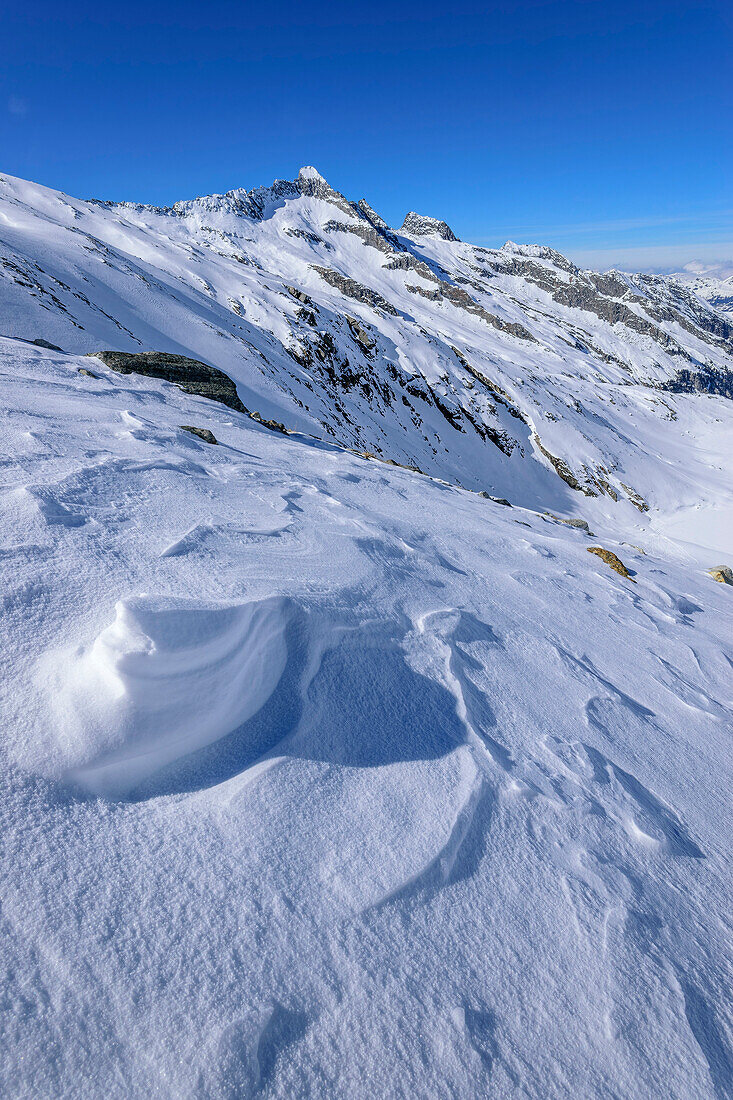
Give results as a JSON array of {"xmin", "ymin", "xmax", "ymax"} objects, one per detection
[
  {"xmin": 500, "ymin": 240, "xmax": 577, "ymax": 272},
  {"xmin": 297, "ymin": 165, "xmax": 328, "ymax": 182},
  {"xmin": 357, "ymin": 198, "xmax": 389, "ymax": 230},
  {"xmin": 401, "ymin": 211, "xmax": 459, "ymax": 241}
]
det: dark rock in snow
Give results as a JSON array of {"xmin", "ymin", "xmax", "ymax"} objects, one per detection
[
  {"xmin": 401, "ymin": 212, "xmax": 459, "ymax": 242},
  {"xmin": 250, "ymin": 412, "xmax": 287, "ymax": 434},
  {"xmin": 90, "ymin": 351, "xmax": 248, "ymax": 414},
  {"xmin": 659, "ymin": 364, "xmax": 733, "ymax": 401},
  {"xmin": 180, "ymin": 425, "xmax": 218, "ymax": 445},
  {"xmin": 33, "ymin": 338, "xmax": 65, "ymax": 351}
]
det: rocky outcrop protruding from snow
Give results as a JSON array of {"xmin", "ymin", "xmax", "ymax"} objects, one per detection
[
  {"xmin": 401, "ymin": 212, "xmax": 459, "ymax": 242},
  {"xmin": 91, "ymin": 351, "xmax": 248, "ymax": 414},
  {"xmin": 295, "ymin": 166, "xmax": 356, "ymax": 218},
  {"xmin": 500, "ymin": 241, "xmax": 577, "ymax": 274},
  {"xmin": 658, "ymin": 364, "xmax": 733, "ymax": 400},
  {"xmin": 180, "ymin": 425, "xmax": 218, "ymax": 444},
  {"xmin": 587, "ymin": 547, "xmax": 635, "ymax": 580},
  {"xmin": 405, "ymin": 281, "xmax": 536, "ymax": 341},
  {"xmin": 311, "ymin": 266, "xmax": 399, "ymax": 316},
  {"xmin": 357, "ymin": 199, "xmax": 389, "ymax": 230}
]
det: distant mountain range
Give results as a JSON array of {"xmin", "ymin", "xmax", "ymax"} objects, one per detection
[{"xmin": 665, "ymin": 260, "xmax": 733, "ymax": 318}]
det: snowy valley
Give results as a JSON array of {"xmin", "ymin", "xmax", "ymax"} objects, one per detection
[{"xmin": 1, "ymin": 166, "xmax": 732, "ymax": 1098}]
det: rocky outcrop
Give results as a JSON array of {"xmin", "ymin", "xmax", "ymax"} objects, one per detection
[
  {"xmin": 406, "ymin": 282, "xmax": 536, "ymax": 341},
  {"xmin": 91, "ymin": 351, "xmax": 248, "ymax": 414},
  {"xmin": 620, "ymin": 483, "xmax": 649, "ymax": 512},
  {"xmin": 285, "ymin": 285, "xmax": 314, "ymax": 305},
  {"xmin": 32, "ymin": 338, "xmax": 65, "ymax": 351},
  {"xmin": 546, "ymin": 514, "xmax": 594, "ymax": 535},
  {"xmin": 323, "ymin": 220, "xmax": 395, "ymax": 256},
  {"xmin": 533, "ymin": 435, "xmax": 598, "ymax": 497},
  {"xmin": 708, "ymin": 566, "xmax": 733, "ymax": 584},
  {"xmin": 180, "ymin": 425, "xmax": 218, "ymax": 444},
  {"xmin": 659, "ymin": 364, "xmax": 733, "ymax": 400},
  {"xmin": 311, "ymin": 266, "xmax": 398, "ymax": 316},
  {"xmin": 250, "ymin": 412, "xmax": 287, "ymax": 433},
  {"xmin": 357, "ymin": 199, "xmax": 389, "ymax": 230},
  {"xmin": 401, "ymin": 212, "xmax": 459, "ymax": 242},
  {"xmin": 587, "ymin": 547, "xmax": 635, "ymax": 580},
  {"xmin": 382, "ymin": 251, "xmax": 443, "ymax": 285},
  {"xmin": 499, "ymin": 241, "xmax": 578, "ymax": 274},
  {"xmin": 346, "ymin": 316, "xmax": 376, "ymax": 353}
]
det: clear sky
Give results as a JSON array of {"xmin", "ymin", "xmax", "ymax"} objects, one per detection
[{"xmin": 2, "ymin": 0, "xmax": 731, "ymax": 270}]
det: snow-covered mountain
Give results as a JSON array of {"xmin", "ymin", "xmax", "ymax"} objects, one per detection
[
  {"xmin": 666, "ymin": 260, "xmax": 733, "ymax": 319},
  {"xmin": 1, "ymin": 167, "xmax": 732, "ymax": 1098},
  {"xmin": 1, "ymin": 165, "xmax": 732, "ymax": 521}
]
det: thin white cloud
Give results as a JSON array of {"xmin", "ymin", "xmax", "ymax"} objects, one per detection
[
  {"xmin": 478, "ymin": 210, "xmax": 733, "ymax": 240},
  {"xmin": 563, "ymin": 241, "xmax": 733, "ymax": 274}
]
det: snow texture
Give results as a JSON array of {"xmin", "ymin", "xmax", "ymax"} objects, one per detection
[{"xmin": 0, "ymin": 167, "xmax": 732, "ymax": 1099}]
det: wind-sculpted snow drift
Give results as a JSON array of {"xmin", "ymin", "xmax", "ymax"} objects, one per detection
[
  {"xmin": 41, "ymin": 596, "xmax": 294, "ymax": 798},
  {"xmin": 0, "ymin": 165, "xmax": 732, "ymax": 1099}
]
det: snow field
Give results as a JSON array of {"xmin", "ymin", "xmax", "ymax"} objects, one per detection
[{"xmin": 0, "ymin": 339, "xmax": 731, "ymax": 1097}]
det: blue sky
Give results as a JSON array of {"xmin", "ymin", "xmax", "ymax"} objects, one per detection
[{"xmin": 2, "ymin": 0, "xmax": 731, "ymax": 269}]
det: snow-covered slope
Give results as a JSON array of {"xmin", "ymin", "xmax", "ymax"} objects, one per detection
[
  {"xmin": 667, "ymin": 261, "xmax": 733, "ymax": 319},
  {"xmin": 1, "ymin": 166, "xmax": 732, "ymax": 519},
  {"xmin": 1, "ymin": 168, "xmax": 733, "ymax": 1098}
]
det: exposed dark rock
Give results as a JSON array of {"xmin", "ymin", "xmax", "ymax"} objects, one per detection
[
  {"xmin": 499, "ymin": 241, "xmax": 578, "ymax": 274},
  {"xmin": 180, "ymin": 425, "xmax": 218, "ymax": 445},
  {"xmin": 658, "ymin": 364, "xmax": 733, "ymax": 400},
  {"xmin": 285, "ymin": 285, "xmax": 314, "ymax": 305},
  {"xmin": 401, "ymin": 212, "xmax": 459, "ymax": 242},
  {"xmin": 479, "ymin": 492, "xmax": 512, "ymax": 506},
  {"xmin": 620, "ymin": 483, "xmax": 649, "ymax": 512},
  {"xmin": 636, "ymin": 274, "xmax": 733, "ymax": 347},
  {"xmin": 490, "ymin": 254, "xmax": 700, "ymax": 357},
  {"xmin": 708, "ymin": 566, "xmax": 733, "ymax": 584},
  {"xmin": 284, "ymin": 227, "xmax": 328, "ymax": 247},
  {"xmin": 311, "ymin": 266, "xmax": 398, "ymax": 315},
  {"xmin": 382, "ymin": 252, "xmax": 441, "ymax": 283},
  {"xmin": 250, "ymin": 412, "xmax": 287, "ymax": 433},
  {"xmin": 488, "ymin": 255, "xmax": 568, "ymax": 294},
  {"xmin": 357, "ymin": 199, "xmax": 389, "ymax": 230},
  {"xmin": 533, "ymin": 435, "xmax": 598, "ymax": 497},
  {"xmin": 323, "ymin": 220, "xmax": 396, "ymax": 256},
  {"xmin": 296, "ymin": 306, "xmax": 318, "ymax": 327},
  {"xmin": 553, "ymin": 281, "xmax": 676, "ymax": 347},
  {"xmin": 545, "ymin": 513, "xmax": 593, "ymax": 534},
  {"xmin": 77, "ymin": 367, "xmax": 99, "ymax": 378},
  {"xmin": 346, "ymin": 316, "xmax": 376, "ymax": 353},
  {"xmin": 453, "ymin": 351, "xmax": 527, "ymax": 422},
  {"xmin": 90, "ymin": 351, "xmax": 248, "ymax": 414},
  {"xmin": 406, "ymin": 283, "xmax": 536, "ymax": 341},
  {"xmin": 32, "ymin": 338, "xmax": 65, "ymax": 351}
]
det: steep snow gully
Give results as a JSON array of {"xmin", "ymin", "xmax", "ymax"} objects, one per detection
[{"xmin": 0, "ymin": 164, "xmax": 732, "ymax": 1099}]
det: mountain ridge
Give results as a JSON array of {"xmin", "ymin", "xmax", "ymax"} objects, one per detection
[{"xmin": 1, "ymin": 164, "xmax": 731, "ymax": 528}]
